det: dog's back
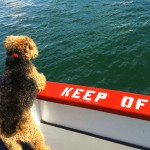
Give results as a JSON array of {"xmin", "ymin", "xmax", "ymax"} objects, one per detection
[{"xmin": 0, "ymin": 50, "xmax": 38, "ymax": 135}]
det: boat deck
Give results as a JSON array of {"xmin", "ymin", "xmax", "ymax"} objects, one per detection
[{"xmin": 40, "ymin": 121, "xmax": 139, "ymax": 150}]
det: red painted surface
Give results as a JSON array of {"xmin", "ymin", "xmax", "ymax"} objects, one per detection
[{"xmin": 37, "ymin": 82, "xmax": 150, "ymax": 121}]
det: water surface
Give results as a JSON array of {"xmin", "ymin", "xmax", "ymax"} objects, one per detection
[{"xmin": 0, "ymin": 0, "xmax": 150, "ymax": 94}]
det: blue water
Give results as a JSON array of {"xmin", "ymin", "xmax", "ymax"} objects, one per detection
[{"xmin": 0, "ymin": 0, "xmax": 150, "ymax": 94}]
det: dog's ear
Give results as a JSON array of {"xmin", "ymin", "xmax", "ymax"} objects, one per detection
[
  {"xmin": 26, "ymin": 43, "xmax": 33, "ymax": 52},
  {"xmin": 27, "ymin": 43, "xmax": 32, "ymax": 51},
  {"xmin": 25, "ymin": 38, "xmax": 38, "ymax": 59}
]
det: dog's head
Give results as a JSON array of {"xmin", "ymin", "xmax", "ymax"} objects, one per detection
[{"xmin": 4, "ymin": 35, "xmax": 38, "ymax": 60}]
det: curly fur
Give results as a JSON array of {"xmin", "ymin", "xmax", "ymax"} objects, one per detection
[
  {"xmin": 4, "ymin": 35, "xmax": 38, "ymax": 60},
  {"xmin": 0, "ymin": 36, "xmax": 50, "ymax": 150},
  {"xmin": 4, "ymin": 35, "xmax": 46, "ymax": 92},
  {"xmin": 0, "ymin": 50, "xmax": 38, "ymax": 136}
]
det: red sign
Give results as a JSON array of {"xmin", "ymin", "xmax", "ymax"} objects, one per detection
[{"xmin": 37, "ymin": 82, "xmax": 150, "ymax": 121}]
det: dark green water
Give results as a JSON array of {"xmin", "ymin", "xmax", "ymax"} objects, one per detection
[{"xmin": 0, "ymin": 0, "xmax": 150, "ymax": 94}]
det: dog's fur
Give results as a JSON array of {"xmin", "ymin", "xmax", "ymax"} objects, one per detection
[
  {"xmin": 0, "ymin": 49, "xmax": 38, "ymax": 136},
  {"xmin": 4, "ymin": 35, "xmax": 46, "ymax": 92},
  {"xmin": 0, "ymin": 36, "xmax": 50, "ymax": 150}
]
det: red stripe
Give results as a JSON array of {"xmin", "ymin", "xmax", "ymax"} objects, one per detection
[{"xmin": 37, "ymin": 82, "xmax": 150, "ymax": 121}]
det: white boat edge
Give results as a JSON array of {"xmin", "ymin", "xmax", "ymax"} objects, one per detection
[{"xmin": 32, "ymin": 99, "xmax": 149, "ymax": 150}]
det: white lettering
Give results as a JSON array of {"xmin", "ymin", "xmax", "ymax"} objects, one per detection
[
  {"xmin": 72, "ymin": 89, "xmax": 84, "ymax": 99},
  {"xmin": 94, "ymin": 92, "xmax": 108, "ymax": 102},
  {"xmin": 83, "ymin": 90, "xmax": 96, "ymax": 101},
  {"xmin": 61, "ymin": 87, "xmax": 73, "ymax": 97},
  {"xmin": 136, "ymin": 99, "xmax": 148, "ymax": 110},
  {"xmin": 121, "ymin": 96, "xmax": 134, "ymax": 108}
]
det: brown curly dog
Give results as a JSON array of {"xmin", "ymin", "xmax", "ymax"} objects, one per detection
[
  {"xmin": 0, "ymin": 36, "xmax": 50, "ymax": 150},
  {"xmin": 4, "ymin": 35, "xmax": 46, "ymax": 92}
]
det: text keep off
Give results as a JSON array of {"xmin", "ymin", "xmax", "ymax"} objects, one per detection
[{"xmin": 61, "ymin": 87, "xmax": 149, "ymax": 110}]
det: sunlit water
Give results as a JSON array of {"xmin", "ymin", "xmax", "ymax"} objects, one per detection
[{"xmin": 0, "ymin": 0, "xmax": 150, "ymax": 94}]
